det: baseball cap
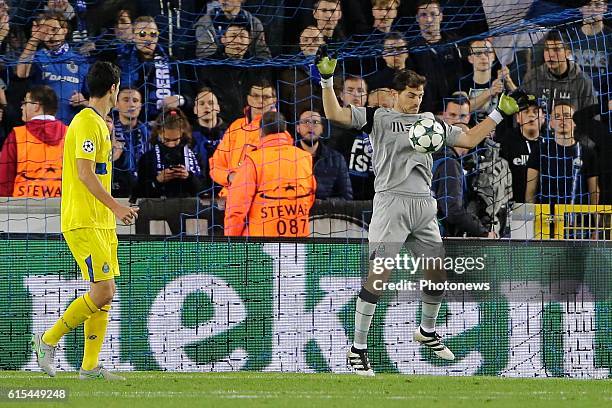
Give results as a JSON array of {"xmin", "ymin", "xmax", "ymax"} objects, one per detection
[{"xmin": 525, "ymin": 94, "xmax": 546, "ymax": 109}]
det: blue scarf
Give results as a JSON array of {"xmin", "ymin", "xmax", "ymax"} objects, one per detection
[
  {"xmin": 154, "ymin": 144, "xmax": 202, "ymax": 176},
  {"xmin": 120, "ymin": 45, "xmax": 176, "ymax": 119},
  {"xmin": 113, "ymin": 116, "xmax": 150, "ymax": 172},
  {"xmin": 47, "ymin": 43, "xmax": 70, "ymax": 57}
]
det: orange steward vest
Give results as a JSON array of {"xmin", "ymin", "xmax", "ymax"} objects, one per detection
[
  {"xmin": 13, "ymin": 126, "xmax": 64, "ymax": 198},
  {"xmin": 210, "ymin": 115, "xmax": 262, "ymax": 198},
  {"xmin": 243, "ymin": 134, "xmax": 315, "ymax": 237}
]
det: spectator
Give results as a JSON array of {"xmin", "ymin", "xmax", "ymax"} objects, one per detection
[
  {"xmin": 338, "ymin": 75, "xmax": 368, "ymax": 109},
  {"xmin": 278, "ymin": 25, "xmax": 324, "ymax": 121},
  {"xmin": 432, "ymin": 123, "xmax": 494, "ymax": 238},
  {"xmin": 113, "ymin": 8, "xmax": 133, "ymax": 43},
  {"xmin": 328, "ymin": 74, "xmax": 375, "ymax": 200},
  {"xmin": 567, "ymin": 0, "xmax": 611, "ymax": 103},
  {"xmin": 573, "ymin": 99, "xmax": 612, "ymax": 205},
  {"xmin": 523, "ymin": 31, "xmax": 598, "ymax": 112},
  {"xmin": 192, "ymin": 86, "xmax": 227, "ymax": 161},
  {"xmin": 117, "ymin": 16, "xmax": 193, "ymax": 121},
  {"xmin": 0, "ymin": 3, "xmax": 26, "ymax": 64},
  {"xmin": 225, "ymin": 111, "xmax": 316, "ymax": 237},
  {"xmin": 370, "ymin": 0, "xmax": 400, "ymax": 37},
  {"xmin": 367, "ymin": 87, "xmax": 395, "ymax": 108},
  {"xmin": 313, "ymin": 0, "xmax": 346, "ymax": 44},
  {"xmin": 0, "ymin": 3, "xmax": 27, "ymax": 134},
  {"xmin": 96, "ymin": 8, "xmax": 134, "ymax": 63},
  {"xmin": 16, "ymin": 11, "xmax": 89, "ymax": 124},
  {"xmin": 43, "ymin": 0, "xmax": 75, "ymax": 25},
  {"xmin": 495, "ymin": 97, "xmax": 545, "ymax": 203},
  {"xmin": 112, "ymin": 87, "xmax": 151, "ymax": 175},
  {"xmin": 194, "ymin": 0, "xmax": 271, "ymax": 59},
  {"xmin": 443, "ymin": 94, "xmax": 512, "ymax": 236},
  {"xmin": 198, "ymin": 23, "xmax": 271, "ymax": 123},
  {"xmin": 410, "ymin": 0, "xmax": 464, "ymax": 113},
  {"xmin": 217, "ymin": 22, "xmax": 251, "ymax": 60},
  {"xmin": 367, "ymin": 32, "xmax": 413, "ymax": 91},
  {"xmin": 192, "ymin": 86, "xmax": 228, "ymax": 195},
  {"xmin": 0, "ymin": 85, "xmax": 66, "ymax": 197},
  {"xmin": 209, "ymin": 78, "xmax": 279, "ymax": 200},
  {"xmin": 459, "ymin": 38, "xmax": 517, "ymax": 123},
  {"xmin": 105, "ymin": 114, "xmax": 135, "ymax": 198},
  {"xmin": 440, "ymin": 92, "xmax": 470, "ymax": 126},
  {"xmin": 526, "ymin": 102, "xmax": 599, "ymax": 206},
  {"xmin": 0, "ymin": 0, "xmax": 8, "ymax": 51},
  {"xmin": 132, "ymin": 108, "xmax": 206, "ymax": 200},
  {"xmin": 297, "ymin": 109, "xmax": 352, "ymax": 200},
  {"xmin": 298, "ymin": 25, "xmax": 325, "ymax": 57}
]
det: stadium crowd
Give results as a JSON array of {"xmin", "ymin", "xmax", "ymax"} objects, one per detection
[{"xmin": 0, "ymin": 0, "xmax": 609, "ymax": 237}]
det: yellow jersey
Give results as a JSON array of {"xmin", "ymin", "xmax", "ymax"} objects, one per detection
[{"xmin": 61, "ymin": 107, "xmax": 115, "ymax": 232}]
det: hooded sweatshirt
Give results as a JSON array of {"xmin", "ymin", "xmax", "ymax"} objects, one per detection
[
  {"xmin": 0, "ymin": 117, "xmax": 67, "ymax": 196},
  {"xmin": 523, "ymin": 61, "xmax": 598, "ymax": 112}
]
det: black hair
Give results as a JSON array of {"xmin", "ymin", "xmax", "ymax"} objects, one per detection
[
  {"xmin": 383, "ymin": 32, "xmax": 406, "ymax": 43},
  {"xmin": 87, "ymin": 61, "xmax": 121, "ymax": 98},
  {"xmin": 27, "ymin": 85, "xmax": 58, "ymax": 116},
  {"xmin": 225, "ymin": 22, "xmax": 251, "ymax": 34},
  {"xmin": 416, "ymin": 0, "xmax": 440, "ymax": 9},
  {"xmin": 261, "ymin": 111, "xmax": 287, "ymax": 136},
  {"xmin": 247, "ymin": 78, "xmax": 276, "ymax": 96},
  {"xmin": 445, "ymin": 92, "xmax": 471, "ymax": 109},
  {"xmin": 392, "ymin": 69, "xmax": 426, "ymax": 91},
  {"xmin": 544, "ymin": 30, "xmax": 569, "ymax": 49}
]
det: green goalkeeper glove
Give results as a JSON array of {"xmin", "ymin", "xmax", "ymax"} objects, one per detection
[
  {"xmin": 489, "ymin": 89, "xmax": 533, "ymax": 124},
  {"xmin": 314, "ymin": 45, "xmax": 337, "ymax": 88}
]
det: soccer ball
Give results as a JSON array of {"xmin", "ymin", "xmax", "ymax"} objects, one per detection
[{"xmin": 408, "ymin": 118, "xmax": 446, "ymax": 153}]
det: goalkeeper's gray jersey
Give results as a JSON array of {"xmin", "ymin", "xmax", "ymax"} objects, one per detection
[{"xmin": 350, "ymin": 106, "xmax": 462, "ymax": 195}]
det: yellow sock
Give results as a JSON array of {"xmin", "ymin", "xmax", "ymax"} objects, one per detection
[
  {"xmin": 42, "ymin": 293, "xmax": 98, "ymax": 346},
  {"xmin": 81, "ymin": 305, "xmax": 110, "ymax": 371}
]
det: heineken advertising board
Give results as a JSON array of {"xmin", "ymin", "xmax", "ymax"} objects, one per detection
[{"xmin": 1, "ymin": 238, "xmax": 610, "ymax": 378}]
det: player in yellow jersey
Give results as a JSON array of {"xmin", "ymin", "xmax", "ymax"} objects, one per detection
[{"xmin": 31, "ymin": 61, "xmax": 139, "ymax": 380}]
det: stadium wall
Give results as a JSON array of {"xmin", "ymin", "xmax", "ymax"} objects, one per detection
[{"xmin": 1, "ymin": 238, "xmax": 611, "ymax": 378}]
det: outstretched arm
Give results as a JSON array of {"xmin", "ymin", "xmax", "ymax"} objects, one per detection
[
  {"xmin": 322, "ymin": 85, "xmax": 352, "ymax": 126},
  {"xmin": 316, "ymin": 45, "xmax": 352, "ymax": 127},
  {"xmin": 454, "ymin": 90, "xmax": 533, "ymax": 149}
]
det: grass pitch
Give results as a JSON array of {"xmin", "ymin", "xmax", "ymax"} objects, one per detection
[{"xmin": 0, "ymin": 371, "xmax": 609, "ymax": 408}]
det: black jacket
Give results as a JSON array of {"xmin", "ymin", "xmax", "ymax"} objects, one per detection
[
  {"xmin": 495, "ymin": 127, "xmax": 540, "ymax": 203},
  {"xmin": 132, "ymin": 143, "xmax": 208, "ymax": 200},
  {"xmin": 301, "ymin": 142, "xmax": 352, "ymax": 200},
  {"xmin": 410, "ymin": 33, "xmax": 465, "ymax": 113},
  {"xmin": 571, "ymin": 103, "xmax": 611, "ymax": 204},
  {"xmin": 197, "ymin": 62, "xmax": 271, "ymax": 124},
  {"xmin": 432, "ymin": 146, "xmax": 488, "ymax": 237},
  {"xmin": 327, "ymin": 123, "xmax": 375, "ymax": 200}
]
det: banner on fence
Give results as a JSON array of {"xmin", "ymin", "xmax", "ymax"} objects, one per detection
[{"xmin": 1, "ymin": 239, "xmax": 610, "ymax": 378}]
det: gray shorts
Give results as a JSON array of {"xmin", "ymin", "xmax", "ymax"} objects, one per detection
[{"xmin": 368, "ymin": 191, "xmax": 443, "ymax": 259}]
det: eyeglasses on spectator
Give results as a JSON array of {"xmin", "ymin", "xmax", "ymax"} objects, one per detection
[{"xmin": 299, "ymin": 119, "xmax": 322, "ymax": 126}]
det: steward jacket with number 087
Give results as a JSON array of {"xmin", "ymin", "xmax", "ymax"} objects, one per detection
[{"xmin": 224, "ymin": 132, "xmax": 316, "ymax": 237}]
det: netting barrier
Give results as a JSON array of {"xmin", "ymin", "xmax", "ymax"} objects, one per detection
[{"xmin": 0, "ymin": 1, "xmax": 609, "ymax": 240}]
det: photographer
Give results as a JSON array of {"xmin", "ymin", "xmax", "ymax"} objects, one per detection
[{"xmin": 132, "ymin": 108, "xmax": 207, "ymax": 200}]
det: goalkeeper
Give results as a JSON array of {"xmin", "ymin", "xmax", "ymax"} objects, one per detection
[{"xmin": 315, "ymin": 45, "xmax": 530, "ymax": 376}]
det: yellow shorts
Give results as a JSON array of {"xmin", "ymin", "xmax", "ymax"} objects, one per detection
[{"xmin": 63, "ymin": 228, "xmax": 120, "ymax": 282}]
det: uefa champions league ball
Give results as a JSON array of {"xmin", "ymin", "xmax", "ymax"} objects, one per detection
[{"xmin": 408, "ymin": 118, "xmax": 446, "ymax": 153}]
